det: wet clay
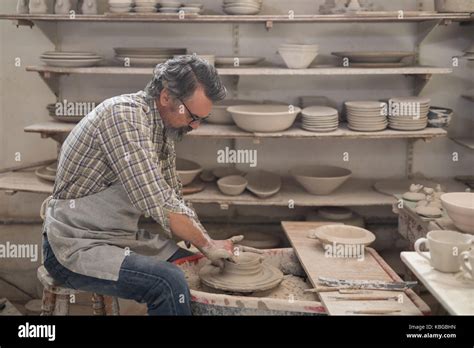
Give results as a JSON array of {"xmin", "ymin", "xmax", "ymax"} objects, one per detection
[{"xmin": 198, "ymin": 252, "xmax": 284, "ymax": 293}]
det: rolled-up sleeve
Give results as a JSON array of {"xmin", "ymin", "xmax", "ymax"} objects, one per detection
[{"xmin": 95, "ymin": 103, "xmax": 195, "ymax": 237}]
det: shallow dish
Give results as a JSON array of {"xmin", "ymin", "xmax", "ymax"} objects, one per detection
[
  {"xmin": 208, "ymin": 99, "xmax": 259, "ymax": 125},
  {"xmin": 176, "ymin": 158, "xmax": 202, "ymax": 186},
  {"xmin": 245, "ymin": 170, "xmax": 282, "ymax": 198},
  {"xmin": 227, "ymin": 104, "xmax": 301, "ymax": 133},
  {"xmin": 291, "ymin": 165, "xmax": 352, "ymax": 195},
  {"xmin": 308, "ymin": 225, "xmax": 376, "ymax": 249},
  {"xmin": 217, "ymin": 175, "xmax": 248, "ymax": 196}
]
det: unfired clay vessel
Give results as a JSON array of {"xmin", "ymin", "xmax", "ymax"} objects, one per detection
[{"xmin": 198, "ymin": 252, "xmax": 284, "ymax": 293}]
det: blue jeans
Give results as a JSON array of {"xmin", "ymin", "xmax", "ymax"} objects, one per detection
[{"xmin": 42, "ymin": 236, "xmax": 194, "ymax": 316}]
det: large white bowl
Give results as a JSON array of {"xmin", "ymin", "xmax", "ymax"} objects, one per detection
[
  {"xmin": 176, "ymin": 158, "xmax": 202, "ymax": 186},
  {"xmin": 441, "ymin": 192, "xmax": 474, "ymax": 234},
  {"xmin": 291, "ymin": 165, "xmax": 352, "ymax": 195},
  {"xmin": 208, "ymin": 99, "xmax": 259, "ymax": 125},
  {"xmin": 278, "ymin": 47, "xmax": 318, "ymax": 69},
  {"xmin": 227, "ymin": 104, "xmax": 301, "ymax": 132}
]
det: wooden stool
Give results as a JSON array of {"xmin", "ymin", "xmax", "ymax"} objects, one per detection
[{"xmin": 37, "ymin": 265, "xmax": 120, "ymax": 316}]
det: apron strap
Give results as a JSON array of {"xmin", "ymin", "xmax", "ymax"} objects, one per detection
[{"xmin": 40, "ymin": 195, "xmax": 53, "ymax": 221}]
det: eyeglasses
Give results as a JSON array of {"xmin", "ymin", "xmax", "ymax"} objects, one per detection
[{"xmin": 178, "ymin": 98, "xmax": 209, "ymax": 125}]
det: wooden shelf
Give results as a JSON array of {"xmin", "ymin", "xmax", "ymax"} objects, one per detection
[
  {"xmin": 26, "ymin": 65, "xmax": 453, "ymax": 76},
  {"xmin": 1, "ymin": 12, "xmax": 473, "ymax": 24},
  {"xmin": 24, "ymin": 121, "xmax": 448, "ymax": 140},
  {"xmin": 450, "ymin": 137, "xmax": 474, "ymax": 150},
  {"xmin": 0, "ymin": 171, "xmax": 396, "ymax": 207}
]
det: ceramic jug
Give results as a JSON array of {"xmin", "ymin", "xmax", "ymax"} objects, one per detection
[
  {"xmin": 16, "ymin": 0, "xmax": 30, "ymax": 14},
  {"xmin": 54, "ymin": 0, "xmax": 77, "ymax": 14},
  {"xmin": 80, "ymin": 0, "xmax": 98, "ymax": 14}
]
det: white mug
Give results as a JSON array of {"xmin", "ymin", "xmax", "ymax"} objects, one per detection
[
  {"xmin": 80, "ymin": 0, "xmax": 98, "ymax": 14},
  {"xmin": 414, "ymin": 230, "xmax": 473, "ymax": 273},
  {"xmin": 29, "ymin": 0, "xmax": 53, "ymax": 14},
  {"xmin": 460, "ymin": 250, "xmax": 474, "ymax": 278}
]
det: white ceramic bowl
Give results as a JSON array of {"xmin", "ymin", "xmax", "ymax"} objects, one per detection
[
  {"xmin": 208, "ymin": 99, "xmax": 259, "ymax": 125},
  {"xmin": 217, "ymin": 175, "xmax": 248, "ymax": 196},
  {"xmin": 278, "ymin": 47, "xmax": 318, "ymax": 69},
  {"xmin": 309, "ymin": 225, "xmax": 376, "ymax": 251},
  {"xmin": 441, "ymin": 192, "xmax": 474, "ymax": 233},
  {"xmin": 176, "ymin": 158, "xmax": 202, "ymax": 186},
  {"xmin": 291, "ymin": 165, "xmax": 352, "ymax": 195},
  {"xmin": 227, "ymin": 104, "xmax": 301, "ymax": 132}
]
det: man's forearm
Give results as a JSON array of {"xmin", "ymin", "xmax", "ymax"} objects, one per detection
[{"xmin": 168, "ymin": 212, "xmax": 211, "ymax": 249}]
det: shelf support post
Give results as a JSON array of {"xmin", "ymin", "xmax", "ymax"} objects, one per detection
[
  {"xmin": 406, "ymin": 139, "xmax": 416, "ymax": 179},
  {"xmin": 38, "ymin": 72, "xmax": 60, "ymax": 98},
  {"xmin": 413, "ymin": 74, "xmax": 432, "ymax": 96}
]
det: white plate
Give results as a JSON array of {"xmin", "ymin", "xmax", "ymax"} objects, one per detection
[
  {"xmin": 41, "ymin": 58, "xmax": 102, "ymax": 67},
  {"xmin": 215, "ymin": 56, "xmax": 264, "ymax": 65},
  {"xmin": 134, "ymin": 7, "xmax": 157, "ymax": 12},
  {"xmin": 223, "ymin": 6, "xmax": 260, "ymax": 14}
]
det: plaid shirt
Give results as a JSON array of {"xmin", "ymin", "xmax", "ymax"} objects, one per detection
[{"xmin": 52, "ymin": 90, "xmax": 196, "ymax": 236}]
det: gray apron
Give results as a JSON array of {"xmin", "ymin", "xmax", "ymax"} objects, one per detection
[{"xmin": 42, "ymin": 181, "xmax": 179, "ymax": 281}]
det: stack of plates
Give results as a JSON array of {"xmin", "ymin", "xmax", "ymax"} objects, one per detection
[
  {"xmin": 115, "ymin": 47, "xmax": 186, "ymax": 67},
  {"xmin": 134, "ymin": 0, "xmax": 158, "ymax": 12},
  {"xmin": 160, "ymin": 1, "xmax": 181, "ymax": 12},
  {"xmin": 179, "ymin": 3, "xmax": 203, "ymax": 14},
  {"xmin": 301, "ymin": 106, "xmax": 339, "ymax": 132},
  {"xmin": 175, "ymin": 54, "xmax": 215, "ymax": 66},
  {"xmin": 40, "ymin": 51, "xmax": 102, "ymax": 67},
  {"xmin": 223, "ymin": 0, "xmax": 262, "ymax": 15},
  {"xmin": 345, "ymin": 101, "xmax": 388, "ymax": 132},
  {"xmin": 108, "ymin": 0, "xmax": 134, "ymax": 13},
  {"xmin": 332, "ymin": 51, "xmax": 415, "ymax": 67},
  {"xmin": 215, "ymin": 56, "xmax": 264, "ymax": 66},
  {"xmin": 388, "ymin": 97, "xmax": 430, "ymax": 131},
  {"xmin": 463, "ymin": 44, "xmax": 474, "ymax": 60}
]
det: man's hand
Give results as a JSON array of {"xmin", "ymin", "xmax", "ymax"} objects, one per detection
[{"xmin": 200, "ymin": 235, "xmax": 244, "ymax": 268}]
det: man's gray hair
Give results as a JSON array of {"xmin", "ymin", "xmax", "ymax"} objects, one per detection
[{"xmin": 144, "ymin": 55, "xmax": 226, "ymax": 103}]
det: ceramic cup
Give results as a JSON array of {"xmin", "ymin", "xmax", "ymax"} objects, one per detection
[
  {"xmin": 54, "ymin": 0, "xmax": 77, "ymax": 14},
  {"xmin": 460, "ymin": 250, "xmax": 474, "ymax": 278},
  {"xmin": 414, "ymin": 230, "xmax": 473, "ymax": 273},
  {"xmin": 17, "ymin": 0, "xmax": 30, "ymax": 14},
  {"xmin": 80, "ymin": 0, "xmax": 98, "ymax": 14},
  {"xmin": 29, "ymin": 0, "xmax": 53, "ymax": 14}
]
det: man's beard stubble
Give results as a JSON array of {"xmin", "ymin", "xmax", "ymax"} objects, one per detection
[{"xmin": 164, "ymin": 124, "xmax": 193, "ymax": 142}]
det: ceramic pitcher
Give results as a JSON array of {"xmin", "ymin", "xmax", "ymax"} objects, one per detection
[
  {"xmin": 54, "ymin": 0, "xmax": 77, "ymax": 14},
  {"xmin": 16, "ymin": 0, "xmax": 30, "ymax": 14},
  {"xmin": 80, "ymin": 0, "xmax": 98, "ymax": 14}
]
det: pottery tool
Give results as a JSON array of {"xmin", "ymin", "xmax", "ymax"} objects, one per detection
[
  {"xmin": 318, "ymin": 276, "xmax": 417, "ymax": 291},
  {"xmin": 348, "ymin": 309, "xmax": 402, "ymax": 315},
  {"xmin": 304, "ymin": 286, "xmax": 404, "ymax": 293},
  {"xmin": 330, "ymin": 295, "xmax": 399, "ymax": 301}
]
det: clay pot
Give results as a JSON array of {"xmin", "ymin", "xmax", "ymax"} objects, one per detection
[
  {"xmin": 176, "ymin": 158, "xmax": 202, "ymax": 186},
  {"xmin": 291, "ymin": 165, "xmax": 352, "ymax": 195},
  {"xmin": 217, "ymin": 175, "xmax": 247, "ymax": 196},
  {"xmin": 441, "ymin": 192, "xmax": 474, "ymax": 233}
]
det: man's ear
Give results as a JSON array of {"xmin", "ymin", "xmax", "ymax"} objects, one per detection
[{"xmin": 159, "ymin": 88, "xmax": 170, "ymax": 107}]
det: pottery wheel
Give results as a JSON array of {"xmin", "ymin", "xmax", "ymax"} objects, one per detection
[{"xmin": 198, "ymin": 252, "xmax": 284, "ymax": 293}]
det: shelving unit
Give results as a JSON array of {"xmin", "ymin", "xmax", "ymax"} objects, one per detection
[{"xmin": 0, "ymin": 9, "xmax": 470, "ymax": 206}]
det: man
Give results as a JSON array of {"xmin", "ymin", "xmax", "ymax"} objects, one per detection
[{"xmin": 41, "ymin": 55, "xmax": 243, "ymax": 315}]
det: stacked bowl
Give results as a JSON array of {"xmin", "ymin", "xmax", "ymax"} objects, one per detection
[
  {"xmin": 301, "ymin": 106, "xmax": 339, "ymax": 132},
  {"xmin": 115, "ymin": 47, "xmax": 186, "ymax": 66},
  {"xmin": 108, "ymin": 0, "xmax": 134, "ymax": 13},
  {"xmin": 223, "ymin": 0, "xmax": 262, "ymax": 15},
  {"xmin": 278, "ymin": 43, "xmax": 318, "ymax": 69},
  {"xmin": 388, "ymin": 96, "xmax": 430, "ymax": 131},
  {"xmin": 345, "ymin": 101, "xmax": 388, "ymax": 132},
  {"xmin": 134, "ymin": 0, "xmax": 158, "ymax": 12},
  {"xmin": 179, "ymin": 3, "xmax": 203, "ymax": 14}
]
